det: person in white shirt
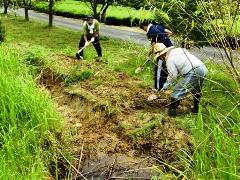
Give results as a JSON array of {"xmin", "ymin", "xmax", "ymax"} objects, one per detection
[
  {"xmin": 154, "ymin": 43, "xmax": 208, "ymax": 116},
  {"xmin": 76, "ymin": 16, "xmax": 102, "ymax": 61}
]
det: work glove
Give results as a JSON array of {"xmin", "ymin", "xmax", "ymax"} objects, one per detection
[
  {"xmin": 91, "ymin": 37, "xmax": 95, "ymax": 42},
  {"xmin": 85, "ymin": 41, "xmax": 90, "ymax": 46},
  {"xmin": 147, "ymin": 94, "xmax": 158, "ymax": 101}
]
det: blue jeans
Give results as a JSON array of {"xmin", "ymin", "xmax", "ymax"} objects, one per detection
[{"xmin": 172, "ymin": 65, "xmax": 208, "ymax": 100}]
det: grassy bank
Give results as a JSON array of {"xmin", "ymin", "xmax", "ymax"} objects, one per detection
[
  {"xmin": 2, "ymin": 15, "xmax": 153, "ymax": 83},
  {"xmin": 0, "ymin": 43, "xmax": 66, "ymax": 178},
  {"xmin": 1, "ymin": 15, "xmax": 240, "ymax": 179},
  {"xmin": 32, "ymin": 0, "xmax": 155, "ymax": 26}
]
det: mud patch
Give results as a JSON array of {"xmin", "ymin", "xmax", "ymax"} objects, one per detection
[
  {"xmin": 37, "ymin": 67, "xmax": 65, "ymax": 90},
  {"xmin": 38, "ymin": 54, "xmax": 193, "ymax": 178}
]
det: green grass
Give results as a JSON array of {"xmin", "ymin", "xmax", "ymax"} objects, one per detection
[
  {"xmin": 0, "ymin": 44, "xmax": 65, "ymax": 178},
  {"xmin": 64, "ymin": 69, "xmax": 92, "ymax": 85},
  {"xmin": 1, "ymin": 14, "xmax": 240, "ymax": 179},
  {"xmin": 176, "ymin": 64, "xmax": 240, "ymax": 179},
  {"xmin": 2, "ymin": 15, "xmax": 153, "ymax": 84},
  {"xmin": 190, "ymin": 65, "xmax": 240, "ymax": 179},
  {"xmin": 32, "ymin": 0, "xmax": 155, "ymax": 26}
]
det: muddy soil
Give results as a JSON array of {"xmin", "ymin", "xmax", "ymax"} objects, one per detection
[{"xmin": 38, "ymin": 55, "xmax": 193, "ymax": 179}]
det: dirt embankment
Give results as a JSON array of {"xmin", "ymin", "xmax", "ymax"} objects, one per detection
[{"xmin": 37, "ymin": 55, "xmax": 193, "ymax": 179}]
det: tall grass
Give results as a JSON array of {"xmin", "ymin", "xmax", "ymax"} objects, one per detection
[
  {"xmin": 0, "ymin": 44, "xmax": 64, "ymax": 179},
  {"xmin": 169, "ymin": 1, "xmax": 240, "ymax": 178},
  {"xmin": 193, "ymin": 110, "xmax": 240, "ymax": 179},
  {"xmin": 187, "ymin": 64, "xmax": 240, "ymax": 179}
]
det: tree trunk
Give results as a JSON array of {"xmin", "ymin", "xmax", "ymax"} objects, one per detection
[
  {"xmin": 4, "ymin": 6, "xmax": 8, "ymax": 14},
  {"xmin": 100, "ymin": 4, "xmax": 110, "ymax": 22},
  {"xmin": 3, "ymin": 0, "xmax": 8, "ymax": 14},
  {"xmin": 24, "ymin": 7, "xmax": 29, "ymax": 21},
  {"xmin": 91, "ymin": 1, "xmax": 99, "ymax": 19},
  {"xmin": 99, "ymin": 0, "xmax": 113, "ymax": 22},
  {"xmin": 49, "ymin": 0, "xmax": 54, "ymax": 27}
]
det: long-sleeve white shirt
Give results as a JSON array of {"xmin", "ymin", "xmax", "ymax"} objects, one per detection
[{"xmin": 163, "ymin": 48, "xmax": 205, "ymax": 89}]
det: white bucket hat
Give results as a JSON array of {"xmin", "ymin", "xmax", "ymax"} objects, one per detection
[{"xmin": 153, "ymin": 43, "xmax": 174, "ymax": 56}]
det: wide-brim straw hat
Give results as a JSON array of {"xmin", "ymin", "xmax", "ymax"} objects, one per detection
[{"xmin": 153, "ymin": 43, "xmax": 174, "ymax": 56}]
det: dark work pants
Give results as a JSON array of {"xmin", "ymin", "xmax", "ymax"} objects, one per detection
[
  {"xmin": 154, "ymin": 56, "xmax": 168, "ymax": 90},
  {"xmin": 78, "ymin": 35, "xmax": 102, "ymax": 57}
]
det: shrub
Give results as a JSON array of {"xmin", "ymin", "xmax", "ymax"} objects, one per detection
[{"xmin": 31, "ymin": 1, "xmax": 154, "ymax": 27}]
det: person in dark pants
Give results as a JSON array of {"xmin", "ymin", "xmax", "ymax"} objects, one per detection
[
  {"xmin": 141, "ymin": 22, "xmax": 174, "ymax": 91},
  {"xmin": 154, "ymin": 57, "xmax": 168, "ymax": 90},
  {"xmin": 76, "ymin": 16, "xmax": 102, "ymax": 61}
]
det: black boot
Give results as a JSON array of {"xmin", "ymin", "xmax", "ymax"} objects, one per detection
[
  {"xmin": 76, "ymin": 53, "xmax": 83, "ymax": 60},
  {"xmin": 76, "ymin": 52, "xmax": 80, "ymax": 60},
  {"xmin": 168, "ymin": 98, "xmax": 180, "ymax": 117},
  {"xmin": 192, "ymin": 93, "xmax": 201, "ymax": 113}
]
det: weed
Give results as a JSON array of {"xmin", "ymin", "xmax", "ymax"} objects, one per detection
[
  {"xmin": 93, "ymin": 78, "xmax": 102, "ymax": 87},
  {"xmin": 25, "ymin": 52, "xmax": 42, "ymax": 66},
  {"xmin": 129, "ymin": 118, "xmax": 162, "ymax": 140},
  {"xmin": 64, "ymin": 69, "xmax": 92, "ymax": 86}
]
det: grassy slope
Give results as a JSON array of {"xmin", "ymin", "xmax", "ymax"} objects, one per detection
[
  {"xmin": 3, "ymin": 16, "xmax": 153, "ymax": 84},
  {"xmin": 1, "ymin": 15, "xmax": 240, "ymax": 179},
  {"xmin": 0, "ymin": 34, "xmax": 65, "ymax": 178}
]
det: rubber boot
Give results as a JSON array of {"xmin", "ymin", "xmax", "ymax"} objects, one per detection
[
  {"xmin": 168, "ymin": 98, "xmax": 180, "ymax": 117},
  {"xmin": 76, "ymin": 53, "xmax": 83, "ymax": 60},
  {"xmin": 192, "ymin": 94, "xmax": 201, "ymax": 113}
]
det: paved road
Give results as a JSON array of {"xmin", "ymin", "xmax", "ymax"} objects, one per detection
[
  {"xmin": 4, "ymin": 8, "xmax": 240, "ymax": 63},
  {"xmin": 14, "ymin": 9, "xmax": 147, "ymax": 44}
]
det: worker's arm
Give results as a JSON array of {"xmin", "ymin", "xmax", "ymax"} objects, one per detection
[
  {"xmin": 165, "ymin": 29, "xmax": 173, "ymax": 37},
  {"xmin": 151, "ymin": 36, "xmax": 157, "ymax": 45}
]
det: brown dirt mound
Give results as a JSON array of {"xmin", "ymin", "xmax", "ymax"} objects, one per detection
[{"xmin": 39, "ymin": 55, "xmax": 193, "ymax": 178}]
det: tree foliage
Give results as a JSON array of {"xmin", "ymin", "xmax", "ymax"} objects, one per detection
[
  {"xmin": 83, "ymin": 0, "xmax": 118, "ymax": 22},
  {"xmin": 145, "ymin": 0, "xmax": 209, "ymax": 47},
  {"xmin": 117, "ymin": 0, "xmax": 148, "ymax": 9}
]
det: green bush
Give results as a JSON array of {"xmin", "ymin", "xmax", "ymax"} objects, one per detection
[
  {"xmin": 117, "ymin": 0, "xmax": 148, "ymax": 10},
  {"xmin": 31, "ymin": 0, "xmax": 154, "ymax": 26}
]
